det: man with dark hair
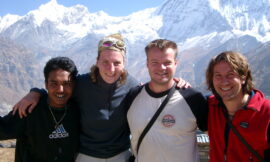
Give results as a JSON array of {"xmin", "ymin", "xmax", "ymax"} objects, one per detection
[
  {"xmin": 127, "ymin": 39, "xmax": 207, "ymax": 162},
  {"xmin": 206, "ymin": 51, "xmax": 270, "ymax": 161},
  {"xmin": 0, "ymin": 56, "xmax": 79, "ymax": 162}
]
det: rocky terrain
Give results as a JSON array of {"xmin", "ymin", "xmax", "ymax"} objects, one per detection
[{"xmin": 0, "ymin": 140, "xmax": 15, "ymax": 162}]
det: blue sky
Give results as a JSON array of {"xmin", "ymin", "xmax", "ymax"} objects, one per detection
[{"xmin": 0, "ymin": 0, "xmax": 165, "ymax": 17}]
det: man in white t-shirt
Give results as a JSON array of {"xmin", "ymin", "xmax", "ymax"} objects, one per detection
[{"xmin": 127, "ymin": 39, "xmax": 207, "ymax": 162}]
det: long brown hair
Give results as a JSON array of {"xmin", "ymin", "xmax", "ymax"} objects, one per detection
[{"xmin": 206, "ymin": 51, "xmax": 254, "ymax": 96}]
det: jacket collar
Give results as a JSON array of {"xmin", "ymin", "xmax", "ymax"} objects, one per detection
[
  {"xmin": 212, "ymin": 89, "xmax": 266, "ymax": 112},
  {"xmin": 245, "ymin": 89, "xmax": 265, "ymax": 112}
]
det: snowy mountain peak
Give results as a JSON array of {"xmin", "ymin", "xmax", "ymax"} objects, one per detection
[
  {"xmin": 208, "ymin": 0, "xmax": 220, "ymax": 11},
  {"xmin": 24, "ymin": 0, "xmax": 89, "ymax": 26},
  {"xmin": 21, "ymin": 0, "xmax": 93, "ymax": 39},
  {"xmin": 28, "ymin": 0, "xmax": 67, "ymax": 26},
  {"xmin": 156, "ymin": 0, "xmax": 230, "ymax": 41},
  {"xmin": 0, "ymin": 0, "xmax": 270, "ymax": 45},
  {"xmin": 155, "ymin": 0, "xmax": 270, "ymax": 42},
  {"xmin": 215, "ymin": 0, "xmax": 270, "ymax": 41},
  {"xmin": 0, "ymin": 14, "xmax": 22, "ymax": 32}
]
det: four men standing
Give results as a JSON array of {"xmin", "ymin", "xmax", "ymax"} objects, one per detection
[{"xmin": 1, "ymin": 34, "xmax": 269, "ymax": 162}]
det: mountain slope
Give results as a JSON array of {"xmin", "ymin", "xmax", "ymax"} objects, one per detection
[
  {"xmin": 156, "ymin": 0, "xmax": 231, "ymax": 41},
  {"xmin": 0, "ymin": 37, "xmax": 43, "ymax": 115},
  {"xmin": 246, "ymin": 41, "xmax": 270, "ymax": 97}
]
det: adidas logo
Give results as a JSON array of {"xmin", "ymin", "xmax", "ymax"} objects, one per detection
[{"xmin": 49, "ymin": 124, "xmax": 69, "ymax": 139}]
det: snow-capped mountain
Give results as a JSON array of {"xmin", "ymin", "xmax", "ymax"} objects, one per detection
[
  {"xmin": 0, "ymin": 14, "xmax": 22, "ymax": 32},
  {"xmin": 217, "ymin": 0, "xmax": 270, "ymax": 42},
  {"xmin": 1, "ymin": 0, "xmax": 269, "ymax": 51},
  {"xmin": 156, "ymin": 0, "xmax": 231, "ymax": 41},
  {"xmin": 0, "ymin": 0, "xmax": 270, "ymax": 114}
]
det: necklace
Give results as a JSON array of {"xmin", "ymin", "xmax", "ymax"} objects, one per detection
[{"xmin": 48, "ymin": 105, "xmax": 67, "ymax": 129}]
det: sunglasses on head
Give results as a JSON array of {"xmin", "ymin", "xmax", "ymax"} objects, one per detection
[{"xmin": 99, "ymin": 37, "xmax": 126, "ymax": 51}]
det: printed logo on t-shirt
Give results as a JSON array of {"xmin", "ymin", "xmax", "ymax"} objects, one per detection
[
  {"xmin": 49, "ymin": 124, "xmax": 69, "ymax": 139},
  {"xmin": 162, "ymin": 114, "xmax": 175, "ymax": 127}
]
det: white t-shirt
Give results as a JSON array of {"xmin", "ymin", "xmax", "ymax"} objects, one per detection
[{"xmin": 127, "ymin": 86, "xmax": 199, "ymax": 162}]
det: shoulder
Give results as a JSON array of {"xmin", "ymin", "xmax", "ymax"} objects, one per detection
[
  {"xmin": 177, "ymin": 87, "xmax": 208, "ymax": 131},
  {"xmin": 175, "ymin": 87, "xmax": 207, "ymax": 108},
  {"xmin": 76, "ymin": 73, "xmax": 91, "ymax": 82},
  {"xmin": 0, "ymin": 111, "xmax": 21, "ymax": 122},
  {"xmin": 74, "ymin": 73, "xmax": 94, "ymax": 91},
  {"xmin": 31, "ymin": 97, "xmax": 48, "ymax": 115},
  {"xmin": 262, "ymin": 100, "xmax": 270, "ymax": 114},
  {"xmin": 250, "ymin": 90, "xmax": 270, "ymax": 113},
  {"xmin": 124, "ymin": 85, "xmax": 145, "ymax": 109},
  {"xmin": 128, "ymin": 85, "xmax": 144, "ymax": 96},
  {"xmin": 260, "ymin": 97, "xmax": 270, "ymax": 115}
]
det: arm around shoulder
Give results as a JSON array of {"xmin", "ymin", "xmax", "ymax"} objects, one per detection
[{"xmin": 12, "ymin": 88, "xmax": 46, "ymax": 118}]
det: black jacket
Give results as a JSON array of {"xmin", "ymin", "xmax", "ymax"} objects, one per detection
[{"xmin": 0, "ymin": 96, "xmax": 79, "ymax": 162}]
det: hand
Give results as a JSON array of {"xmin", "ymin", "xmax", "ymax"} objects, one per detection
[
  {"xmin": 12, "ymin": 91, "xmax": 41, "ymax": 118},
  {"xmin": 174, "ymin": 78, "xmax": 191, "ymax": 89}
]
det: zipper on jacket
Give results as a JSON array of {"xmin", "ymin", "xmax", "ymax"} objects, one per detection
[
  {"xmin": 224, "ymin": 121, "xmax": 231, "ymax": 162},
  {"xmin": 224, "ymin": 154, "xmax": 227, "ymax": 162},
  {"xmin": 220, "ymin": 100, "xmax": 234, "ymax": 162},
  {"xmin": 249, "ymin": 155, "xmax": 253, "ymax": 162}
]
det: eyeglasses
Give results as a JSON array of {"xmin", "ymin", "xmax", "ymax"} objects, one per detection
[{"xmin": 98, "ymin": 37, "xmax": 126, "ymax": 51}]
